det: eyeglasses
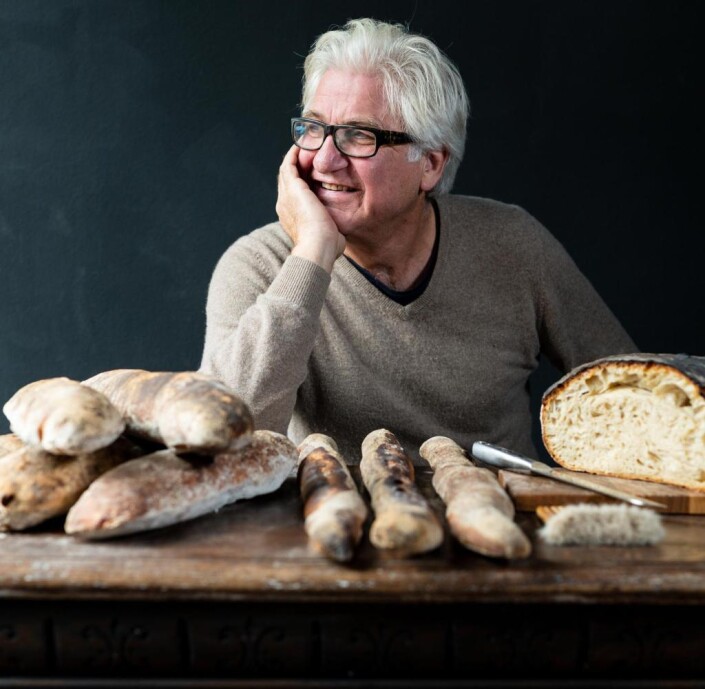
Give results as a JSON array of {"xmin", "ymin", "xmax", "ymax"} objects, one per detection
[{"xmin": 291, "ymin": 117, "xmax": 414, "ymax": 158}]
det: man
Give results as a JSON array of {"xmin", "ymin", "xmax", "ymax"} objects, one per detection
[{"xmin": 200, "ymin": 18, "xmax": 635, "ymax": 464}]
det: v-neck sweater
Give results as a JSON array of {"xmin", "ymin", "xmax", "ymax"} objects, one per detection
[
  {"xmin": 200, "ymin": 195, "xmax": 636, "ymax": 464},
  {"xmin": 345, "ymin": 199, "xmax": 440, "ymax": 305}
]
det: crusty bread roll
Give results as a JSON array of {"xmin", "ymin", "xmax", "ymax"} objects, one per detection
[
  {"xmin": 82, "ymin": 369, "xmax": 253, "ymax": 454},
  {"xmin": 0, "ymin": 438, "xmax": 143, "ymax": 531},
  {"xmin": 297, "ymin": 433, "xmax": 368, "ymax": 562},
  {"xmin": 3, "ymin": 378, "xmax": 125, "ymax": 455},
  {"xmin": 360, "ymin": 429, "xmax": 443, "ymax": 556},
  {"xmin": 65, "ymin": 430, "xmax": 297, "ymax": 539},
  {"xmin": 541, "ymin": 353, "xmax": 705, "ymax": 492},
  {"xmin": 420, "ymin": 436, "xmax": 531, "ymax": 559}
]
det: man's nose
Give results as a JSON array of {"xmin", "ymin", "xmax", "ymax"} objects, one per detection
[{"xmin": 313, "ymin": 134, "xmax": 348, "ymax": 173}]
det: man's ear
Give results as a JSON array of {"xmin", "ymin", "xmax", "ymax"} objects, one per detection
[{"xmin": 420, "ymin": 149, "xmax": 450, "ymax": 192}]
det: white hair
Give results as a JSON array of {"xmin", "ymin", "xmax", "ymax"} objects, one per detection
[{"xmin": 302, "ymin": 18, "xmax": 470, "ymax": 195}]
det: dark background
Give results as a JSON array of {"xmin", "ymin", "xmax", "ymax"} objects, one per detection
[{"xmin": 0, "ymin": 0, "xmax": 702, "ymax": 443}]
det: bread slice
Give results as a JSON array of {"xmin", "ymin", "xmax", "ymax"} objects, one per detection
[{"xmin": 541, "ymin": 353, "xmax": 705, "ymax": 492}]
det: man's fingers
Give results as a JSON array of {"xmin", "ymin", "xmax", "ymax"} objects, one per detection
[
  {"xmin": 280, "ymin": 144, "xmax": 299, "ymax": 172},
  {"xmin": 279, "ymin": 145, "xmax": 304, "ymax": 189}
]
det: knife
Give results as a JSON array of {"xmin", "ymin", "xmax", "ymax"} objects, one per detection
[{"xmin": 471, "ymin": 441, "xmax": 667, "ymax": 510}]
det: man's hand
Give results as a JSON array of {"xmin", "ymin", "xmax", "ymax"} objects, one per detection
[{"xmin": 276, "ymin": 145, "xmax": 346, "ymax": 273}]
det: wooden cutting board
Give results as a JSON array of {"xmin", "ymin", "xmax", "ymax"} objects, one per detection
[{"xmin": 498, "ymin": 469, "xmax": 705, "ymax": 514}]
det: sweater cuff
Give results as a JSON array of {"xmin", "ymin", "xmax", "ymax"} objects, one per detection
[{"xmin": 267, "ymin": 255, "xmax": 331, "ymax": 314}]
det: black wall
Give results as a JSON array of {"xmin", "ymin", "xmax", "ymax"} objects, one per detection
[{"xmin": 0, "ymin": 0, "xmax": 702, "ymax": 437}]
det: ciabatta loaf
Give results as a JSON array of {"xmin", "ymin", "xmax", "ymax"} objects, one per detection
[
  {"xmin": 0, "ymin": 438, "xmax": 142, "ymax": 531},
  {"xmin": 0, "ymin": 434, "xmax": 24, "ymax": 457},
  {"xmin": 65, "ymin": 430, "xmax": 297, "ymax": 539},
  {"xmin": 3, "ymin": 378, "xmax": 125, "ymax": 455},
  {"xmin": 82, "ymin": 370, "xmax": 253, "ymax": 454},
  {"xmin": 541, "ymin": 353, "xmax": 705, "ymax": 491}
]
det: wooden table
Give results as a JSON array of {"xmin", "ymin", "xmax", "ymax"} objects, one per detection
[{"xmin": 1, "ymin": 470, "xmax": 704, "ymax": 687}]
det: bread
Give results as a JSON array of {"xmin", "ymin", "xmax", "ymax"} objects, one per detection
[
  {"xmin": 0, "ymin": 437, "xmax": 142, "ymax": 531},
  {"xmin": 297, "ymin": 433, "xmax": 368, "ymax": 562},
  {"xmin": 3, "ymin": 377, "xmax": 125, "ymax": 455},
  {"xmin": 82, "ymin": 369, "xmax": 253, "ymax": 454},
  {"xmin": 537, "ymin": 504, "xmax": 664, "ymax": 546},
  {"xmin": 65, "ymin": 430, "xmax": 297, "ymax": 539},
  {"xmin": 360, "ymin": 429, "xmax": 443, "ymax": 556},
  {"xmin": 420, "ymin": 436, "xmax": 531, "ymax": 559},
  {"xmin": 541, "ymin": 353, "xmax": 705, "ymax": 492},
  {"xmin": 0, "ymin": 433, "xmax": 24, "ymax": 457}
]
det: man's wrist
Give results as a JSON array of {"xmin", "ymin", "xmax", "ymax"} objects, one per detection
[{"xmin": 291, "ymin": 238, "xmax": 339, "ymax": 273}]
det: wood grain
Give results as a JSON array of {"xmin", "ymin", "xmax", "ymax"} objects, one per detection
[
  {"xmin": 0, "ymin": 469, "xmax": 705, "ymax": 606},
  {"xmin": 499, "ymin": 469, "xmax": 705, "ymax": 513}
]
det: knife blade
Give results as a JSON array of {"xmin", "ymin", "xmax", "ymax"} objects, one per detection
[{"xmin": 471, "ymin": 441, "xmax": 666, "ymax": 510}]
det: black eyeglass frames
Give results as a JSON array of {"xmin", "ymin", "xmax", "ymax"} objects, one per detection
[{"xmin": 291, "ymin": 117, "xmax": 414, "ymax": 158}]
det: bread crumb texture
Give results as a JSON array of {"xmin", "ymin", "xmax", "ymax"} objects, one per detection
[
  {"xmin": 538, "ymin": 503, "xmax": 664, "ymax": 546},
  {"xmin": 541, "ymin": 355, "xmax": 705, "ymax": 491}
]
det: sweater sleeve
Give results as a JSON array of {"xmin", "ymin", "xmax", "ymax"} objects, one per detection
[
  {"xmin": 199, "ymin": 232, "xmax": 330, "ymax": 433},
  {"xmin": 533, "ymin": 220, "xmax": 638, "ymax": 373}
]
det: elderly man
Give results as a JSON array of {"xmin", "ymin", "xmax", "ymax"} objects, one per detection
[{"xmin": 200, "ymin": 18, "xmax": 635, "ymax": 464}]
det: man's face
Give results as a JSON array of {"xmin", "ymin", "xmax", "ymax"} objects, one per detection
[{"xmin": 298, "ymin": 69, "xmax": 428, "ymax": 240}]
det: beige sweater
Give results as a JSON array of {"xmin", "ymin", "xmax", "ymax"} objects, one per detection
[{"xmin": 200, "ymin": 195, "xmax": 636, "ymax": 464}]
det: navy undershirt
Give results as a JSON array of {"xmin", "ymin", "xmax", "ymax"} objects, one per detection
[{"xmin": 344, "ymin": 200, "xmax": 441, "ymax": 306}]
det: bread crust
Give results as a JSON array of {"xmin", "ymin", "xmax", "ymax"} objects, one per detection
[
  {"xmin": 82, "ymin": 370, "xmax": 253, "ymax": 454},
  {"xmin": 3, "ymin": 377, "xmax": 125, "ymax": 455},
  {"xmin": 297, "ymin": 433, "xmax": 368, "ymax": 562},
  {"xmin": 420, "ymin": 436, "xmax": 531, "ymax": 559},
  {"xmin": 360, "ymin": 429, "xmax": 443, "ymax": 556},
  {"xmin": 65, "ymin": 430, "xmax": 297, "ymax": 539},
  {"xmin": 0, "ymin": 437, "xmax": 142, "ymax": 531},
  {"xmin": 0, "ymin": 433, "xmax": 24, "ymax": 458}
]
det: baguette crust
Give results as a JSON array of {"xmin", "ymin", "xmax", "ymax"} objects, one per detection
[
  {"xmin": 65, "ymin": 430, "xmax": 297, "ymax": 539},
  {"xmin": 3, "ymin": 378, "xmax": 125, "ymax": 455},
  {"xmin": 297, "ymin": 433, "xmax": 368, "ymax": 562},
  {"xmin": 541, "ymin": 353, "xmax": 705, "ymax": 491},
  {"xmin": 0, "ymin": 437, "xmax": 142, "ymax": 531},
  {"xmin": 82, "ymin": 369, "xmax": 253, "ymax": 454},
  {"xmin": 420, "ymin": 436, "xmax": 531, "ymax": 559},
  {"xmin": 360, "ymin": 429, "xmax": 443, "ymax": 556}
]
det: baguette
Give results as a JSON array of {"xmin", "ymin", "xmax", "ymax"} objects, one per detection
[
  {"xmin": 0, "ymin": 437, "xmax": 142, "ymax": 531},
  {"xmin": 65, "ymin": 430, "xmax": 297, "ymax": 539},
  {"xmin": 360, "ymin": 429, "xmax": 443, "ymax": 556},
  {"xmin": 297, "ymin": 433, "xmax": 368, "ymax": 562},
  {"xmin": 420, "ymin": 436, "xmax": 531, "ymax": 559},
  {"xmin": 541, "ymin": 353, "xmax": 705, "ymax": 491},
  {"xmin": 82, "ymin": 369, "xmax": 253, "ymax": 454},
  {"xmin": 3, "ymin": 378, "xmax": 125, "ymax": 455}
]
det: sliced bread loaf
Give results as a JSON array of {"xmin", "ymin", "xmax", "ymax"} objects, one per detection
[{"xmin": 541, "ymin": 353, "xmax": 705, "ymax": 492}]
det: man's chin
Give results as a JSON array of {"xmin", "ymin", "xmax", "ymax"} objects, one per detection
[{"xmin": 326, "ymin": 209, "xmax": 362, "ymax": 237}]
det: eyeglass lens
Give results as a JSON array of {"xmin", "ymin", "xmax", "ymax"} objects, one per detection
[{"xmin": 293, "ymin": 120, "xmax": 377, "ymax": 157}]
